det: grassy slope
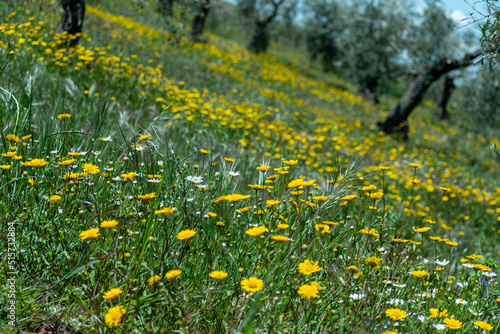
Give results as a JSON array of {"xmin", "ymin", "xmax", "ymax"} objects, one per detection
[{"xmin": 1, "ymin": 0, "xmax": 499, "ymax": 332}]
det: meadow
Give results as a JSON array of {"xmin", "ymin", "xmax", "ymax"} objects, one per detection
[{"xmin": 0, "ymin": 0, "xmax": 499, "ymax": 332}]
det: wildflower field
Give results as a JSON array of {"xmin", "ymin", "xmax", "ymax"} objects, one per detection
[{"xmin": 1, "ymin": 0, "xmax": 499, "ymax": 333}]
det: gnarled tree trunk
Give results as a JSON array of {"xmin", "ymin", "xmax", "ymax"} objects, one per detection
[
  {"xmin": 247, "ymin": 0, "xmax": 284, "ymax": 54},
  {"xmin": 377, "ymin": 47, "xmax": 492, "ymax": 139},
  {"xmin": 57, "ymin": 0, "xmax": 85, "ymax": 47},
  {"xmin": 433, "ymin": 75, "xmax": 455, "ymax": 120},
  {"xmin": 191, "ymin": 0, "xmax": 211, "ymax": 43},
  {"xmin": 248, "ymin": 21, "xmax": 270, "ymax": 54}
]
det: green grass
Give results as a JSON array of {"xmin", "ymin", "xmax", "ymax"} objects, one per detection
[{"xmin": 0, "ymin": 0, "xmax": 499, "ymax": 332}]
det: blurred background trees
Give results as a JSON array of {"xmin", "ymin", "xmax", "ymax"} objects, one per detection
[{"xmin": 67, "ymin": 0, "xmax": 500, "ymax": 138}]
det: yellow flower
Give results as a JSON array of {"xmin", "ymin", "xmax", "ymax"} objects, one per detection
[
  {"xmin": 238, "ymin": 206, "xmax": 252, "ymax": 213},
  {"xmin": 443, "ymin": 318, "xmax": 462, "ymax": 329},
  {"xmin": 429, "ymin": 308, "xmax": 448, "ymax": 318},
  {"xmin": 346, "ymin": 265, "xmax": 359, "ymax": 273},
  {"xmin": 21, "ymin": 158, "xmax": 49, "ymax": 168},
  {"xmin": 248, "ymin": 184, "xmax": 265, "ymax": 190},
  {"xmin": 369, "ymin": 191, "xmax": 383, "ymax": 200},
  {"xmin": 102, "ymin": 288, "xmax": 123, "ymax": 300},
  {"xmin": 323, "ymin": 221, "xmax": 340, "ymax": 226},
  {"xmin": 410, "ymin": 270, "xmax": 429, "ymax": 278},
  {"xmin": 414, "ymin": 227, "xmax": 431, "ymax": 233},
  {"xmin": 361, "ymin": 185, "xmax": 377, "ymax": 192},
  {"xmin": 0, "ymin": 165, "xmax": 12, "ymax": 169},
  {"xmin": 63, "ymin": 172, "xmax": 83, "ymax": 180},
  {"xmin": 57, "ymin": 113, "xmax": 71, "ymax": 119},
  {"xmin": 28, "ymin": 178, "xmax": 36, "ymax": 185},
  {"xmin": 176, "ymin": 229, "xmax": 196, "ymax": 240},
  {"xmin": 298, "ymin": 284, "xmax": 319, "ymax": 299},
  {"xmin": 50, "ymin": 195, "xmax": 62, "ymax": 203},
  {"xmin": 240, "ymin": 277, "xmax": 264, "ymax": 292},
  {"xmin": 165, "ymin": 270, "xmax": 182, "ymax": 279},
  {"xmin": 79, "ymin": 228, "xmax": 100, "ymax": 240},
  {"xmin": 6, "ymin": 134, "xmax": 20, "ymax": 142},
  {"xmin": 274, "ymin": 166, "xmax": 289, "ymax": 175},
  {"xmin": 100, "ymin": 220, "xmax": 119, "ymax": 228},
  {"xmin": 277, "ymin": 223, "xmax": 289, "ymax": 230},
  {"xmin": 104, "ymin": 305, "xmax": 126, "ymax": 327},
  {"xmin": 148, "ymin": 275, "xmax": 161, "ymax": 287},
  {"xmin": 302, "ymin": 179, "xmax": 316, "ymax": 187},
  {"xmin": 445, "ymin": 241, "xmax": 458, "ymax": 247},
  {"xmin": 359, "ymin": 228, "xmax": 379, "ymax": 237},
  {"xmin": 473, "ymin": 321, "xmax": 493, "ymax": 331},
  {"xmin": 57, "ymin": 158, "xmax": 76, "ymax": 166},
  {"xmin": 21, "ymin": 134, "xmax": 32, "ymax": 141},
  {"xmin": 138, "ymin": 192, "xmax": 156, "ymax": 200},
  {"xmin": 287, "ymin": 178, "xmax": 304, "ymax": 188},
  {"xmin": 215, "ymin": 194, "xmax": 251, "ymax": 202},
  {"xmin": 83, "ymin": 163, "xmax": 100, "ymax": 174},
  {"xmin": 409, "ymin": 162, "xmax": 421, "ymax": 168},
  {"xmin": 271, "ymin": 235, "xmax": 291, "ymax": 242},
  {"xmin": 224, "ymin": 157, "xmax": 235, "ymax": 162},
  {"xmin": 138, "ymin": 133, "xmax": 151, "ymax": 140},
  {"xmin": 199, "ymin": 149, "xmax": 210, "ymax": 154},
  {"xmin": 266, "ymin": 199, "xmax": 280, "ymax": 206},
  {"xmin": 365, "ymin": 256, "xmax": 381, "ymax": 268},
  {"xmin": 209, "ymin": 270, "xmax": 228, "ymax": 280},
  {"xmin": 385, "ymin": 308, "xmax": 407, "ymax": 320},
  {"xmin": 298, "ymin": 260, "xmax": 322, "ymax": 275},
  {"xmin": 379, "ymin": 166, "xmax": 389, "ymax": 171},
  {"xmin": 391, "ymin": 238, "xmax": 409, "ymax": 243},
  {"xmin": 473, "ymin": 264, "xmax": 493, "ymax": 271},
  {"xmin": 282, "ymin": 159, "xmax": 298, "ymax": 166},
  {"xmin": 121, "ymin": 171, "xmax": 137, "ymax": 180},
  {"xmin": 67, "ymin": 152, "xmax": 82, "ymax": 156},
  {"xmin": 155, "ymin": 207, "xmax": 176, "ymax": 215},
  {"xmin": 1, "ymin": 152, "xmax": 16, "ymax": 158},
  {"xmin": 314, "ymin": 224, "xmax": 330, "ymax": 234},
  {"xmin": 342, "ymin": 194, "xmax": 357, "ymax": 201},
  {"xmin": 313, "ymin": 196, "xmax": 329, "ymax": 202},
  {"xmin": 256, "ymin": 166, "xmax": 270, "ymax": 172},
  {"xmin": 206, "ymin": 212, "xmax": 217, "ymax": 218},
  {"xmin": 245, "ymin": 226, "xmax": 268, "ymax": 237}
]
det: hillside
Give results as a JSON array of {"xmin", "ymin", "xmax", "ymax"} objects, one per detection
[{"xmin": 1, "ymin": 0, "xmax": 499, "ymax": 332}]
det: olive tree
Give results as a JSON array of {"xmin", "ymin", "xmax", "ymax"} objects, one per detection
[
  {"xmin": 57, "ymin": 0, "xmax": 85, "ymax": 46},
  {"xmin": 303, "ymin": 0, "xmax": 344, "ymax": 71},
  {"xmin": 339, "ymin": 0, "xmax": 411, "ymax": 103}
]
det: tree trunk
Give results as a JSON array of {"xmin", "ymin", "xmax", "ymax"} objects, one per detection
[
  {"xmin": 57, "ymin": 0, "xmax": 85, "ymax": 47},
  {"xmin": 157, "ymin": 0, "xmax": 174, "ymax": 17},
  {"xmin": 433, "ymin": 75, "xmax": 455, "ymax": 120},
  {"xmin": 248, "ymin": 21, "xmax": 269, "ymax": 54},
  {"xmin": 191, "ymin": 0, "xmax": 211, "ymax": 43},
  {"xmin": 377, "ymin": 47, "xmax": 491, "ymax": 138},
  {"xmin": 247, "ymin": 0, "xmax": 283, "ymax": 54}
]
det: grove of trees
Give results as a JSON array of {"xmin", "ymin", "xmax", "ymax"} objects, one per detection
[{"xmin": 57, "ymin": 0, "xmax": 500, "ymax": 139}]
